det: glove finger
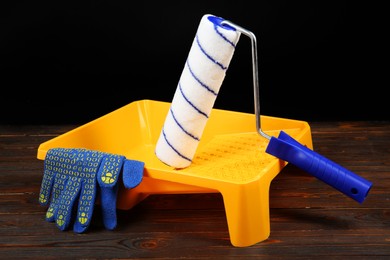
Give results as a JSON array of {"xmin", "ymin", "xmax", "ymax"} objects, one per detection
[
  {"xmin": 55, "ymin": 177, "xmax": 82, "ymax": 231},
  {"xmin": 73, "ymin": 149, "xmax": 102, "ymax": 233},
  {"xmin": 39, "ymin": 149, "xmax": 57, "ymax": 206},
  {"xmin": 46, "ymin": 172, "xmax": 68, "ymax": 222},
  {"xmin": 42, "ymin": 148, "xmax": 78, "ymax": 221},
  {"xmin": 122, "ymin": 159, "xmax": 144, "ymax": 189},
  {"xmin": 100, "ymin": 186, "xmax": 118, "ymax": 230},
  {"xmin": 97, "ymin": 154, "xmax": 125, "ymax": 230},
  {"xmin": 73, "ymin": 180, "xmax": 97, "ymax": 233}
]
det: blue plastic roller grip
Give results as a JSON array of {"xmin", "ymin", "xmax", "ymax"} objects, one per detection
[{"xmin": 266, "ymin": 131, "xmax": 372, "ymax": 203}]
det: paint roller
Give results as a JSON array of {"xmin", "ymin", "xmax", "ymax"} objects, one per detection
[
  {"xmin": 155, "ymin": 14, "xmax": 372, "ymax": 203},
  {"xmin": 155, "ymin": 14, "xmax": 241, "ymax": 169}
]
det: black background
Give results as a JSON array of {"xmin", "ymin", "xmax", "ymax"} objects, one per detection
[{"xmin": 0, "ymin": 1, "xmax": 387, "ymax": 124}]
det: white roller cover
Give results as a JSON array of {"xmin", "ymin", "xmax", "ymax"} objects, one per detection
[{"xmin": 155, "ymin": 14, "xmax": 241, "ymax": 168}]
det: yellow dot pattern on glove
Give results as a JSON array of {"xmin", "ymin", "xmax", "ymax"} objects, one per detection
[
  {"xmin": 76, "ymin": 150, "xmax": 103, "ymax": 227},
  {"xmin": 46, "ymin": 207, "xmax": 54, "ymax": 219},
  {"xmin": 79, "ymin": 212, "xmax": 88, "ymax": 224},
  {"xmin": 39, "ymin": 147, "xmax": 131, "ymax": 233},
  {"xmin": 99, "ymin": 155, "xmax": 122, "ymax": 186},
  {"xmin": 52, "ymin": 149, "xmax": 82, "ymax": 228},
  {"xmin": 41, "ymin": 149, "xmax": 79, "ymax": 223},
  {"xmin": 101, "ymin": 173, "xmax": 114, "ymax": 184},
  {"xmin": 39, "ymin": 194, "xmax": 47, "ymax": 204},
  {"xmin": 56, "ymin": 214, "xmax": 65, "ymax": 227},
  {"xmin": 39, "ymin": 148, "xmax": 105, "ymax": 231}
]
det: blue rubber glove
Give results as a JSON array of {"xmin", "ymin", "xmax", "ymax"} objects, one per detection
[
  {"xmin": 39, "ymin": 148, "xmax": 103, "ymax": 232},
  {"xmin": 39, "ymin": 148, "xmax": 144, "ymax": 233}
]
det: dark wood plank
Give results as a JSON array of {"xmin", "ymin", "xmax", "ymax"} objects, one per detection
[{"xmin": 1, "ymin": 122, "xmax": 390, "ymax": 259}]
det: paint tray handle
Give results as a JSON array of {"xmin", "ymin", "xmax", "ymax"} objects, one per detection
[{"xmin": 266, "ymin": 131, "xmax": 372, "ymax": 203}]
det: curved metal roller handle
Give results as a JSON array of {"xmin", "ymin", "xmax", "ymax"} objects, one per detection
[{"xmin": 221, "ymin": 19, "xmax": 372, "ymax": 204}]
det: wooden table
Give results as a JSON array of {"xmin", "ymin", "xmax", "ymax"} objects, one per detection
[{"xmin": 1, "ymin": 121, "xmax": 389, "ymax": 259}]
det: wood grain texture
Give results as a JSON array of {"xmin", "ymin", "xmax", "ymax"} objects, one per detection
[{"xmin": 1, "ymin": 122, "xmax": 389, "ymax": 259}]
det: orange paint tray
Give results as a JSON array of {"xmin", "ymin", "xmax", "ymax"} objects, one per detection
[{"xmin": 37, "ymin": 99, "xmax": 313, "ymax": 247}]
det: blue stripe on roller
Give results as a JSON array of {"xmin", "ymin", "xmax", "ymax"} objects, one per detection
[
  {"xmin": 162, "ymin": 127, "xmax": 192, "ymax": 163},
  {"xmin": 185, "ymin": 59, "xmax": 218, "ymax": 96},
  {"xmin": 169, "ymin": 108, "xmax": 200, "ymax": 141},
  {"xmin": 178, "ymin": 83, "xmax": 208, "ymax": 118},
  {"xmin": 195, "ymin": 35, "xmax": 227, "ymax": 70},
  {"xmin": 207, "ymin": 15, "xmax": 237, "ymax": 47},
  {"xmin": 213, "ymin": 25, "xmax": 237, "ymax": 48}
]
